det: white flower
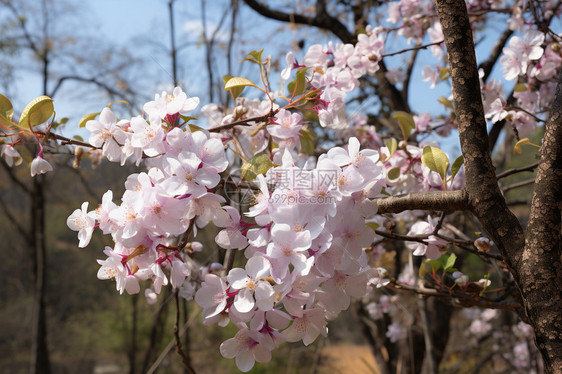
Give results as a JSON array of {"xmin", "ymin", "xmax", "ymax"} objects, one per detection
[
  {"xmin": 67, "ymin": 202, "xmax": 96, "ymax": 248},
  {"xmin": 1, "ymin": 144, "xmax": 22, "ymax": 167},
  {"xmin": 30, "ymin": 156, "xmax": 53, "ymax": 176}
]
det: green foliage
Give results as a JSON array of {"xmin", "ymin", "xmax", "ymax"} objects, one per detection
[
  {"xmin": 393, "ymin": 111, "xmax": 415, "ymax": 140},
  {"xmin": 421, "ymin": 145, "xmax": 450, "ymax": 186},
  {"xmin": 78, "ymin": 111, "xmax": 100, "ymax": 128},
  {"xmin": 419, "ymin": 253, "xmax": 457, "ymax": 278},
  {"xmin": 450, "ymin": 155, "xmax": 464, "ymax": 181},
  {"xmin": 287, "ymin": 67, "xmax": 308, "ymax": 97},
  {"xmin": 299, "ymin": 125, "xmax": 316, "ymax": 155},
  {"xmin": 384, "ymin": 138, "xmax": 397, "ymax": 158},
  {"xmin": 18, "ymin": 95, "xmax": 54, "ymax": 128},
  {"xmin": 223, "ymin": 75, "xmax": 258, "ymax": 100},
  {"xmin": 241, "ymin": 153, "xmax": 273, "ymax": 181}
]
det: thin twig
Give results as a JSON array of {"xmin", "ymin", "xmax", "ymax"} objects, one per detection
[
  {"xmin": 173, "ymin": 290, "xmax": 196, "ymax": 374},
  {"xmin": 208, "ymin": 110, "xmax": 278, "ymax": 132},
  {"xmin": 382, "ymin": 40, "xmax": 444, "ymax": 58},
  {"xmin": 501, "ymin": 177, "xmax": 535, "ymax": 193},
  {"xmin": 147, "ymin": 304, "xmax": 200, "ymax": 374},
  {"xmin": 496, "ymin": 162, "xmax": 539, "ymax": 179}
]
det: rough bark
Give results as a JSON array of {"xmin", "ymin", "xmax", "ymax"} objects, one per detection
[
  {"xmin": 433, "ymin": 0, "xmax": 525, "ymax": 271},
  {"xmin": 521, "ymin": 69, "xmax": 562, "ymax": 372},
  {"xmin": 434, "ymin": 0, "xmax": 562, "ymax": 372},
  {"xmin": 376, "ymin": 190, "xmax": 468, "ymax": 214}
]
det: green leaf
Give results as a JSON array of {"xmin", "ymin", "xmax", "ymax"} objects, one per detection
[
  {"xmin": 299, "ymin": 126, "xmax": 316, "ymax": 155},
  {"xmin": 73, "ymin": 135, "xmax": 84, "ymax": 142},
  {"xmin": 450, "ymin": 155, "xmax": 464, "ymax": 180},
  {"xmin": 421, "ymin": 146, "xmax": 449, "ymax": 181},
  {"xmin": 0, "ymin": 113, "xmax": 15, "ymax": 129},
  {"xmin": 365, "ymin": 222, "xmax": 380, "ymax": 231},
  {"xmin": 393, "ymin": 111, "xmax": 415, "ymax": 140},
  {"xmin": 188, "ymin": 123, "xmax": 204, "ymax": 133},
  {"xmin": 224, "ymin": 76, "xmax": 258, "ymax": 91},
  {"xmin": 107, "ymin": 99, "xmax": 129, "ymax": 108},
  {"xmin": 384, "ymin": 138, "xmax": 397, "ymax": 158},
  {"xmin": 443, "ymin": 253, "xmax": 457, "ymax": 271},
  {"xmin": 0, "ymin": 93, "xmax": 14, "ymax": 122},
  {"xmin": 18, "ymin": 96, "xmax": 54, "ymax": 128},
  {"xmin": 419, "ymin": 262, "xmax": 428, "ymax": 278},
  {"xmin": 387, "ymin": 167, "xmax": 400, "ymax": 181},
  {"xmin": 79, "ymin": 112, "xmax": 100, "ymax": 128},
  {"xmin": 240, "ymin": 153, "xmax": 273, "ymax": 181},
  {"xmin": 514, "ymin": 83, "xmax": 527, "ymax": 92},
  {"xmin": 292, "ymin": 68, "xmax": 308, "ymax": 97},
  {"xmin": 223, "ymin": 75, "xmax": 245, "ymax": 100},
  {"xmin": 50, "ymin": 117, "xmax": 69, "ymax": 130},
  {"xmin": 179, "ymin": 114, "xmax": 198, "ymax": 123},
  {"xmin": 438, "ymin": 97, "xmax": 454, "ymax": 109},
  {"xmin": 241, "ymin": 49, "xmax": 264, "ymax": 64},
  {"xmin": 438, "ymin": 67, "xmax": 450, "ymax": 81}
]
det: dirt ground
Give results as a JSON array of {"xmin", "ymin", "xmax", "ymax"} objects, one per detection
[{"xmin": 318, "ymin": 345, "xmax": 379, "ymax": 374}]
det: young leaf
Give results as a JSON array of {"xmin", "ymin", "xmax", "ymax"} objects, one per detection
[
  {"xmin": 79, "ymin": 112, "xmax": 100, "ymax": 128},
  {"xmin": 514, "ymin": 137, "xmax": 540, "ymax": 154},
  {"xmin": 188, "ymin": 123, "xmax": 204, "ymax": 133},
  {"xmin": 223, "ymin": 75, "xmax": 247, "ymax": 100},
  {"xmin": 241, "ymin": 49, "xmax": 264, "ymax": 64},
  {"xmin": 421, "ymin": 146, "xmax": 449, "ymax": 181},
  {"xmin": 387, "ymin": 167, "xmax": 400, "ymax": 181},
  {"xmin": 384, "ymin": 138, "xmax": 398, "ymax": 158},
  {"xmin": 291, "ymin": 68, "xmax": 308, "ymax": 97},
  {"xmin": 514, "ymin": 83, "xmax": 527, "ymax": 92},
  {"xmin": 18, "ymin": 96, "xmax": 54, "ymax": 128},
  {"xmin": 299, "ymin": 126, "xmax": 316, "ymax": 155},
  {"xmin": 450, "ymin": 155, "xmax": 464, "ymax": 180},
  {"xmin": 437, "ymin": 97, "xmax": 454, "ymax": 109},
  {"xmin": 240, "ymin": 154, "xmax": 273, "ymax": 181},
  {"xmin": 0, "ymin": 93, "xmax": 14, "ymax": 121},
  {"xmin": 224, "ymin": 76, "xmax": 258, "ymax": 91},
  {"xmin": 365, "ymin": 222, "xmax": 380, "ymax": 231},
  {"xmin": 107, "ymin": 99, "xmax": 129, "ymax": 108},
  {"xmin": 393, "ymin": 111, "xmax": 415, "ymax": 140},
  {"xmin": 443, "ymin": 253, "xmax": 457, "ymax": 271},
  {"xmin": 439, "ymin": 67, "xmax": 451, "ymax": 81}
]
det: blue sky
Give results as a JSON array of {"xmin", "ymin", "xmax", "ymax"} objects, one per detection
[{"xmin": 3, "ymin": 0, "xmax": 554, "ymax": 158}]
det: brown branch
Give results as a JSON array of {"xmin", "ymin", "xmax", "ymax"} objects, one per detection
[
  {"xmin": 520, "ymin": 68, "xmax": 562, "ymax": 372},
  {"xmin": 174, "ymin": 290, "xmax": 196, "ymax": 374},
  {"xmin": 242, "ymin": 0, "xmax": 355, "ymax": 43},
  {"xmin": 376, "ymin": 190, "xmax": 468, "ymax": 214},
  {"xmin": 496, "ymin": 162, "xmax": 539, "ymax": 179},
  {"xmin": 208, "ymin": 110, "xmax": 278, "ymax": 132},
  {"xmin": 386, "ymin": 281, "xmax": 520, "ymax": 310},
  {"xmin": 478, "ymin": 27, "xmax": 513, "ymax": 82},
  {"xmin": 501, "ymin": 177, "xmax": 535, "ymax": 193},
  {"xmin": 382, "ymin": 41, "xmax": 444, "ymax": 58}
]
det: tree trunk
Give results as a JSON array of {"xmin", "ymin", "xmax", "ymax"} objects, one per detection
[{"xmin": 30, "ymin": 175, "xmax": 51, "ymax": 374}]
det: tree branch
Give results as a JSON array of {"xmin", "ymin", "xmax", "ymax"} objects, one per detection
[
  {"xmin": 478, "ymin": 27, "xmax": 513, "ymax": 82},
  {"xmin": 496, "ymin": 162, "xmax": 539, "ymax": 179},
  {"xmin": 242, "ymin": 0, "xmax": 355, "ymax": 43},
  {"xmin": 376, "ymin": 190, "xmax": 468, "ymax": 214}
]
